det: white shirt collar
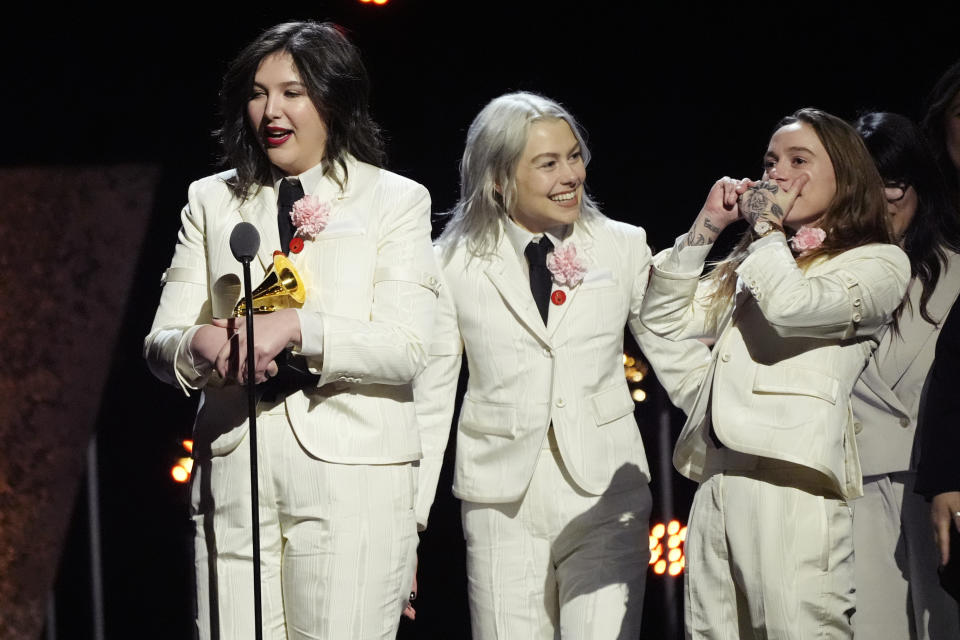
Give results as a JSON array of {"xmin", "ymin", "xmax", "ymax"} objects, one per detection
[
  {"xmin": 271, "ymin": 160, "xmax": 333, "ymax": 197},
  {"xmin": 503, "ymin": 217, "xmax": 569, "ymax": 262}
]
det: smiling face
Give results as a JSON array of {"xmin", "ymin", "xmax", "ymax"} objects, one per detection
[
  {"xmin": 762, "ymin": 121, "xmax": 837, "ymax": 230},
  {"xmin": 509, "ymin": 119, "xmax": 586, "ymax": 233},
  {"xmin": 246, "ymin": 50, "xmax": 328, "ymax": 176}
]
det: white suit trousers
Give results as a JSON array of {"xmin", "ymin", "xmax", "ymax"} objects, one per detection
[
  {"xmin": 685, "ymin": 451, "xmax": 855, "ymax": 640},
  {"xmin": 461, "ymin": 431, "xmax": 651, "ymax": 640},
  {"xmin": 852, "ymin": 472, "xmax": 960, "ymax": 639},
  {"xmin": 190, "ymin": 410, "xmax": 418, "ymax": 640}
]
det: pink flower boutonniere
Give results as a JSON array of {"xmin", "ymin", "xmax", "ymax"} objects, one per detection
[
  {"xmin": 290, "ymin": 195, "xmax": 332, "ymax": 240},
  {"xmin": 546, "ymin": 243, "xmax": 588, "ymax": 287},
  {"xmin": 789, "ymin": 225, "xmax": 826, "ymax": 254}
]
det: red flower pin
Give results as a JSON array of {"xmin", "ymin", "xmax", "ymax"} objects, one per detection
[
  {"xmin": 551, "ymin": 290, "xmax": 566, "ymax": 306},
  {"xmin": 288, "ymin": 237, "xmax": 305, "ymax": 254}
]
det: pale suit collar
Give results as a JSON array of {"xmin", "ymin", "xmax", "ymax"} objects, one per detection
[
  {"xmin": 238, "ymin": 157, "xmax": 356, "ymax": 272},
  {"xmin": 484, "ymin": 217, "xmax": 595, "ymax": 345}
]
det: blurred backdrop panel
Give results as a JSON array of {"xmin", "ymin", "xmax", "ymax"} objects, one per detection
[{"xmin": 0, "ymin": 165, "xmax": 157, "ymax": 640}]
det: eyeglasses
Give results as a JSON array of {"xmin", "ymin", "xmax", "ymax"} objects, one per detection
[{"xmin": 884, "ymin": 180, "xmax": 910, "ymax": 203}]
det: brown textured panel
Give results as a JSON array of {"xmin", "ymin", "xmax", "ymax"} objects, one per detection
[{"xmin": 0, "ymin": 165, "xmax": 157, "ymax": 639}]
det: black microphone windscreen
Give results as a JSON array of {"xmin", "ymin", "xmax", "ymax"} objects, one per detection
[{"xmin": 229, "ymin": 222, "xmax": 260, "ymax": 262}]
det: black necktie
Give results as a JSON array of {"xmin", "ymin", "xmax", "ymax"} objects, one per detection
[
  {"xmin": 524, "ymin": 236, "xmax": 554, "ymax": 324},
  {"xmin": 278, "ymin": 179, "xmax": 305, "ymax": 254}
]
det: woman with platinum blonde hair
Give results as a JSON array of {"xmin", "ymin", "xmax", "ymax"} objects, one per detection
[
  {"xmin": 439, "ymin": 92, "xmax": 604, "ymax": 257},
  {"xmin": 414, "ymin": 91, "xmax": 707, "ymax": 638}
]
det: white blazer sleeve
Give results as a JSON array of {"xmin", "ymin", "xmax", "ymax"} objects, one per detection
[
  {"xmin": 311, "ymin": 183, "xmax": 440, "ymax": 387},
  {"xmin": 735, "ymin": 235, "xmax": 911, "ymax": 340},
  {"xmin": 412, "ymin": 253, "xmax": 463, "ymax": 530},
  {"xmin": 625, "ymin": 230, "xmax": 711, "ymax": 416},
  {"xmin": 143, "ymin": 178, "xmax": 219, "ymax": 394}
]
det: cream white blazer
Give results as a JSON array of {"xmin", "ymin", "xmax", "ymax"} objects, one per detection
[
  {"xmin": 144, "ymin": 156, "xmax": 439, "ymax": 463},
  {"xmin": 642, "ymin": 235, "xmax": 910, "ymax": 499},
  {"xmin": 853, "ymin": 252, "xmax": 960, "ymax": 476},
  {"xmin": 414, "ymin": 215, "xmax": 709, "ymax": 528}
]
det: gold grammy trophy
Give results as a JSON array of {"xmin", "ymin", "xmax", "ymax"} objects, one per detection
[{"xmin": 233, "ymin": 252, "xmax": 306, "ymax": 317}]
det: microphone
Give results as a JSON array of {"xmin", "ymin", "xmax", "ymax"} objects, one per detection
[{"xmin": 230, "ymin": 222, "xmax": 260, "ymax": 263}]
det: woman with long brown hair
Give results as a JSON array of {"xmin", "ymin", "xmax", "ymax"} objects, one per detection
[{"xmin": 641, "ymin": 108, "xmax": 911, "ymax": 638}]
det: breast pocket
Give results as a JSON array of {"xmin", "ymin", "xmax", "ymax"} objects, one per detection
[{"xmin": 752, "ymin": 365, "xmax": 839, "ymax": 403}]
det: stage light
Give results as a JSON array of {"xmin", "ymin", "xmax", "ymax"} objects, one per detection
[
  {"xmin": 649, "ymin": 520, "xmax": 687, "ymax": 577},
  {"xmin": 632, "ymin": 389, "xmax": 647, "ymax": 403},
  {"xmin": 171, "ymin": 440, "xmax": 195, "ymax": 484},
  {"xmin": 171, "ymin": 457, "xmax": 193, "ymax": 483},
  {"xmin": 623, "ymin": 354, "xmax": 635, "ymax": 366}
]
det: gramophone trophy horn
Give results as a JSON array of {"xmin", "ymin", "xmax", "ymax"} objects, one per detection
[{"xmin": 233, "ymin": 252, "xmax": 306, "ymax": 316}]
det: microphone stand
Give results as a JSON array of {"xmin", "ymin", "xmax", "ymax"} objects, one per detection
[{"xmin": 231, "ymin": 222, "xmax": 264, "ymax": 640}]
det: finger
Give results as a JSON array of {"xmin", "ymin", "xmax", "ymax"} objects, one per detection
[
  {"xmin": 933, "ymin": 510, "xmax": 952, "ymax": 566},
  {"xmin": 215, "ymin": 333, "xmax": 239, "ymax": 380},
  {"xmin": 211, "ymin": 317, "xmax": 238, "ymax": 331},
  {"xmin": 788, "ymin": 173, "xmax": 810, "ymax": 195},
  {"xmin": 937, "ymin": 519, "xmax": 951, "ymax": 566},
  {"xmin": 722, "ymin": 180, "xmax": 739, "ymax": 208},
  {"xmin": 266, "ymin": 360, "xmax": 279, "ymax": 378},
  {"xmin": 735, "ymin": 177, "xmax": 753, "ymax": 193},
  {"xmin": 402, "ymin": 604, "xmax": 416, "ymax": 620}
]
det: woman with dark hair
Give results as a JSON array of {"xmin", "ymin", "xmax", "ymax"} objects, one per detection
[
  {"xmin": 641, "ymin": 108, "xmax": 911, "ymax": 638},
  {"xmin": 922, "ymin": 59, "xmax": 960, "ymax": 211},
  {"xmin": 144, "ymin": 21, "xmax": 438, "ymax": 639},
  {"xmin": 851, "ymin": 111, "xmax": 960, "ymax": 639}
]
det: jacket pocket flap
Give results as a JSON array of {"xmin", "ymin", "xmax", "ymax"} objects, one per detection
[
  {"xmin": 459, "ymin": 397, "xmax": 517, "ymax": 438},
  {"xmin": 752, "ymin": 366, "xmax": 839, "ymax": 403},
  {"xmin": 591, "ymin": 384, "xmax": 636, "ymax": 425}
]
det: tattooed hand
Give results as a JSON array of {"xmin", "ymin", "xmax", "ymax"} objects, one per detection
[
  {"xmin": 679, "ymin": 177, "xmax": 750, "ymax": 249},
  {"xmin": 738, "ymin": 175, "xmax": 808, "ymax": 227}
]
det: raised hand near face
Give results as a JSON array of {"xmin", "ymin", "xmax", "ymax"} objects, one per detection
[
  {"xmin": 680, "ymin": 177, "xmax": 752, "ymax": 249},
  {"xmin": 739, "ymin": 175, "xmax": 809, "ymax": 235}
]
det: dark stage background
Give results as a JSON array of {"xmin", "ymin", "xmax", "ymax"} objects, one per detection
[{"xmin": 3, "ymin": 2, "xmax": 959, "ymax": 638}]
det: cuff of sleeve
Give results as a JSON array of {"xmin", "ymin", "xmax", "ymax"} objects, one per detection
[
  {"xmin": 294, "ymin": 309, "xmax": 324, "ymax": 359},
  {"xmin": 658, "ymin": 234, "xmax": 711, "ymax": 275},
  {"xmin": 174, "ymin": 325, "xmax": 211, "ymax": 393},
  {"xmin": 746, "ymin": 231, "xmax": 787, "ymax": 254}
]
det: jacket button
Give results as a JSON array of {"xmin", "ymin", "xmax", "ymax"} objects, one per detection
[
  {"xmin": 853, "ymin": 313, "xmax": 862, "ymax": 323},
  {"xmin": 853, "ymin": 298, "xmax": 862, "ymax": 307},
  {"xmin": 900, "ymin": 417, "xmax": 910, "ymax": 428},
  {"xmin": 555, "ymin": 398, "xmax": 566, "ymax": 408},
  {"xmin": 853, "ymin": 421, "xmax": 863, "ymax": 434},
  {"xmin": 720, "ymin": 353, "xmax": 731, "ymax": 362},
  {"xmin": 542, "ymin": 348, "xmax": 552, "ymax": 358}
]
